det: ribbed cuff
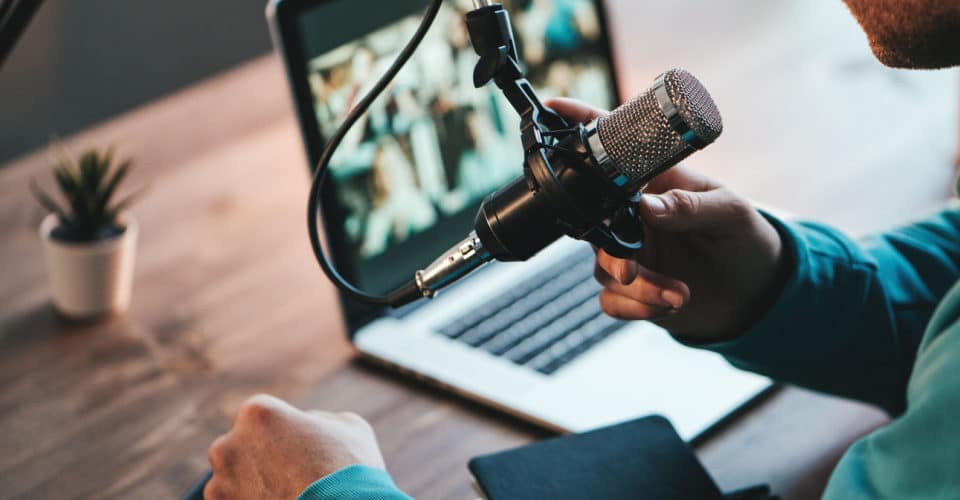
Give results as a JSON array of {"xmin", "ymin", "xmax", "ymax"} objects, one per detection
[{"xmin": 298, "ymin": 465, "xmax": 407, "ymax": 500}]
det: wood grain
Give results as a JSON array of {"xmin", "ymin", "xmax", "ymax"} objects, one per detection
[{"xmin": 0, "ymin": 1, "xmax": 955, "ymax": 499}]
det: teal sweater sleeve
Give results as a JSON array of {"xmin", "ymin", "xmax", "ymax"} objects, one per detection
[
  {"xmin": 705, "ymin": 209, "xmax": 960, "ymax": 415},
  {"xmin": 703, "ymin": 209, "xmax": 960, "ymax": 498},
  {"xmin": 298, "ymin": 465, "xmax": 412, "ymax": 500},
  {"xmin": 823, "ymin": 293, "xmax": 960, "ymax": 499}
]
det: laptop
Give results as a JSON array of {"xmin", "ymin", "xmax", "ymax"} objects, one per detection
[{"xmin": 266, "ymin": 0, "xmax": 772, "ymax": 440}]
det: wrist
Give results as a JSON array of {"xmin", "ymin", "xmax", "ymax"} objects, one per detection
[
  {"xmin": 726, "ymin": 210, "xmax": 793, "ymax": 338},
  {"xmin": 747, "ymin": 211, "xmax": 794, "ymax": 329},
  {"xmin": 674, "ymin": 210, "xmax": 792, "ymax": 345}
]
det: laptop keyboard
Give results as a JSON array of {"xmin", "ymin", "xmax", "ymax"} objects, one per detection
[{"xmin": 438, "ymin": 247, "xmax": 625, "ymax": 375}]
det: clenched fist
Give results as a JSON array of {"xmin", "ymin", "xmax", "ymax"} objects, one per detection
[{"xmin": 205, "ymin": 394, "xmax": 386, "ymax": 500}]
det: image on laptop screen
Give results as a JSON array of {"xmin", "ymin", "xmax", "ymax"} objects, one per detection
[{"xmin": 297, "ymin": 0, "xmax": 617, "ymax": 295}]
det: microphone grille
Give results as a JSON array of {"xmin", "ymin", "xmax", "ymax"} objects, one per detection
[{"xmin": 596, "ymin": 69, "xmax": 722, "ymax": 186}]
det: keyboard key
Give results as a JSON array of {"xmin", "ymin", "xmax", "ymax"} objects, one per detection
[
  {"xmin": 441, "ymin": 290, "xmax": 524, "ymax": 338},
  {"xmin": 455, "ymin": 265, "xmax": 595, "ymax": 346},
  {"xmin": 531, "ymin": 315, "xmax": 624, "ymax": 375},
  {"xmin": 478, "ymin": 279, "xmax": 600, "ymax": 354},
  {"xmin": 501, "ymin": 298, "xmax": 600, "ymax": 364},
  {"xmin": 439, "ymin": 253, "xmax": 593, "ymax": 340},
  {"xmin": 435, "ymin": 245, "xmax": 624, "ymax": 376}
]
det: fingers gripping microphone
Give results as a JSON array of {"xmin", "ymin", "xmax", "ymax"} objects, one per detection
[{"xmin": 412, "ymin": 69, "xmax": 723, "ymax": 300}]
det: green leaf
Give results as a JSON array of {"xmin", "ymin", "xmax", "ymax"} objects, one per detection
[
  {"xmin": 97, "ymin": 147, "xmax": 115, "ymax": 192},
  {"xmin": 56, "ymin": 164, "xmax": 87, "ymax": 220},
  {"xmin": 53, "ymin": 166, "xmax": 72, "ymax": 195},
  {"xmin": 53, "ymin": 166, "xmax": 79, "ymax": 216},
  {"xmin": 96, "ymin": 159, "xmax": 131, "ymax": 214},
  {"xmin": 79, "ymin": 150, "xmax": 103, "ymax": 216},
  {"xmin": 30, "ymin": 178, "xmax": 73, "ymax": 227},
  {"xmin": 46, "ymin": 142, "xmax": 142, "ymax": 239}
]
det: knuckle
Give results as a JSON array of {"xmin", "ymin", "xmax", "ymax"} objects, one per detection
[
  {"xmin": 338, "ymin": 411, "xmax": 364, "ymax": 422},
  {"xmin": 598, "ymin": 293, "xmax": 624, "ymax": 319},
  {"xmin": 208, "ymin": 436, "xmax": 234, "ymax": 470},
  {"xmin": 308, "ymin": 409, "xmax": 332, "ymax": 419},
  {"xmin": 237, "ymin": 394, "xmax": 280, "ymax": 427},
  {"xmin": 596, "ymin": 252, "xmax": 617, "ymax": 277},
  {"xmin": 593, "ymin": 264, "xmax": 611, "ymax": 286},
  {"xmin": 669, "ymin": 190, "xmax": 700, "ymax": 216},
  {"xmin": 203, "ymin": 480, "xmax": 227, "ymax": 500},
  {"xmin": 613, "ymin": 260, "xmax": 628, "ymax": 282},
  {"xmin": 724, "ymin": 191, "xmax": 752, "ymax": 217},
  {"xmin": 339, "ymin": 412, "xmax": 374, "ymax": 432},
  {"xmin": 340, "ymin": 412, "xmax": 375, "ymax": 433},
  {"xmin": 632, "ymin": 279, "xmax": 657, "ymax": 302}
]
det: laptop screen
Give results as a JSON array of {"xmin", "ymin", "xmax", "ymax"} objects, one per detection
[{"xmin": 295, "ymin": 0, "xmax": 618, "ymax": 295}]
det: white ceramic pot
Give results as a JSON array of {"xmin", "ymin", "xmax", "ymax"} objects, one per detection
[{"xmin": 39, "ymin": 213, "xmax": 138, "ymax": 320}]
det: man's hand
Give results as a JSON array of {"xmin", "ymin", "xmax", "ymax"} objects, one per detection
[
  {"xmin": 204, "ymin": 394, "xmax": 386, "ymax": 500},
  {"xmin": 548, "ymin": 98, "xmax": 789, "ymax": 342}
]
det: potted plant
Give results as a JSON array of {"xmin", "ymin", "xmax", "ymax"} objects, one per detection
[{"xmin": 31, "ymin": 145, "xmax": 143, "ymax": 320}]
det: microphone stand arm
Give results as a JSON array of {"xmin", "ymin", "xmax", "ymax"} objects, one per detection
[
  {"xmin": 463, "ymin": 2, "xmax": 645, "ymax": 258},
  {"xmin": 464, "ymin": 2, "xmax": 570, "ymax": 148},
  {"xmin": 412, "ymin": 2, "xmax": 572, "ymax": 300}
]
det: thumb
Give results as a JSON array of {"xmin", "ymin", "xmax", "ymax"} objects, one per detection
[
  {"xmin": 639, "ymin": 188, "xmax": 749, "ymax": 232},
  {"xmin": 544, "ymin": 97, "xmax": 608, "ymax": 124}
]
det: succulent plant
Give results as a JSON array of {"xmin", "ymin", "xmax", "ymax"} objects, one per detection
[{"xmin": 31, "ymin": 145, "xmax": 143, "ymax": 243}]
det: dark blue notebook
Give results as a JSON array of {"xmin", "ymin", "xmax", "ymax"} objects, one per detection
[{"xmin": 468, "ymin": 415, "xmax": 725, "ymax": 500}]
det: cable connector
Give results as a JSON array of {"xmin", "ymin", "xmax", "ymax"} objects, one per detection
[{"xmin": 414, "ymin": 232, "xmax": 493, "ymax": 299}]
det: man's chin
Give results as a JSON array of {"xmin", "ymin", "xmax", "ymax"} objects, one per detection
[
  {"xmin": 869, "ymin": 34, "xmax": 960, "ymax": 70},
  {"xmin": 844, "ymin": 0, "xmax": 960, "ymax": 70}
]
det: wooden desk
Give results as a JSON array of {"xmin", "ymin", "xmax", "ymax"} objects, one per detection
[{"xmin": 1, "ymin": 1, "xmax": 956, "ymax": 498}]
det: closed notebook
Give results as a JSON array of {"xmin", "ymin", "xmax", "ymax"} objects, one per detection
[{"xmin": 468, "ymin": 415, "xmax": 724, "ymax": 500}]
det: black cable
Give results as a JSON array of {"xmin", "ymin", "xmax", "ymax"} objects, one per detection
[
  {"xmin": 308, "ymin": 0, "xmax": 443, "ymax": 306},
  {"xmin": 0, "ymin": 1, "xmax": 13, "ymax": 24},
  {"xmin": 0, "ymin": 0, "xmax": 43, "ymax": 69}
]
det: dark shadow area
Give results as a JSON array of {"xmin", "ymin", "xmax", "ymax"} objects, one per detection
[
  {"xmin": 691, "ymin": 384, "xmax": 782, "ymax": 448},
  {"xmin": 0, "ymin": 0, "xmax": 272, "ymax": 163},
  {"xmin": 0, "ymin": 301, "xmax": 63, "ymax": 344}
]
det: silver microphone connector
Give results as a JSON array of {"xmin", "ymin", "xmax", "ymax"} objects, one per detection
[
  {"xmin": 472, "ymin": 0, "xmax": 496, "ymax": 9},
  {"xmin": 415, "ymin": 231, "xmax": 493, "ymax": 299}
]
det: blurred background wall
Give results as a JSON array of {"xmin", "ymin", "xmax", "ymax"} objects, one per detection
[{"xmin": 0, "ymin": 0, "xmax": 272, "ymax": 164}]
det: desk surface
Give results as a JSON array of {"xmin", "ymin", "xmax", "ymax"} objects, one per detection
[{"xmin": 1, "ymin": 1, "xmax": 957, "ymax": 498}]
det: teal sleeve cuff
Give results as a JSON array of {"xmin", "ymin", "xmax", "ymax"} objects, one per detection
[
  {"xmin": 698, "ymin": 211, "xmax": 814, "ymax": 360},
  {"xmin": 298, "ymin": 465, "xmax": 413, "ymax": 500},
  {"xmin": 689, "ymin": 210, "xmax": 913, "ymax": 413},
  {"xmin": 702, "ymin": 210, "xmax": 869, "ymax": 362},
  {"xmin": 688, "ymin": 211, "xmax": 900, "ymax": 406}
]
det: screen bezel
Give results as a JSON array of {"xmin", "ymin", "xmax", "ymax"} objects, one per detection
[{"xmin": 268, "ymin": 0, "xmax": 624, "ymax": 336}]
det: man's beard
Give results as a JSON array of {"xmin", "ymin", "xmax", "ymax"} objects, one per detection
[{"xmin": 844, "ymin": 0, "xmax": 960, "ymax": 69}]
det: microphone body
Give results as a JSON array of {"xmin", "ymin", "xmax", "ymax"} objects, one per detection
[
  {"xmin": 474, "ymin": 130, "xmax": 613, "ymax": 262},
  {"xmin": 475, "ymin": 68, "xmax": 723, "ymax": 262},
  {"xmin": 411, "ymin": 69, "xmax": 722, "ymax": 300}
]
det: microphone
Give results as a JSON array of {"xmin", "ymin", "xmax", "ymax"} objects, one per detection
[{"xmin": 411, "ymin": 68, "xmax": 723, "ymax": 300}]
